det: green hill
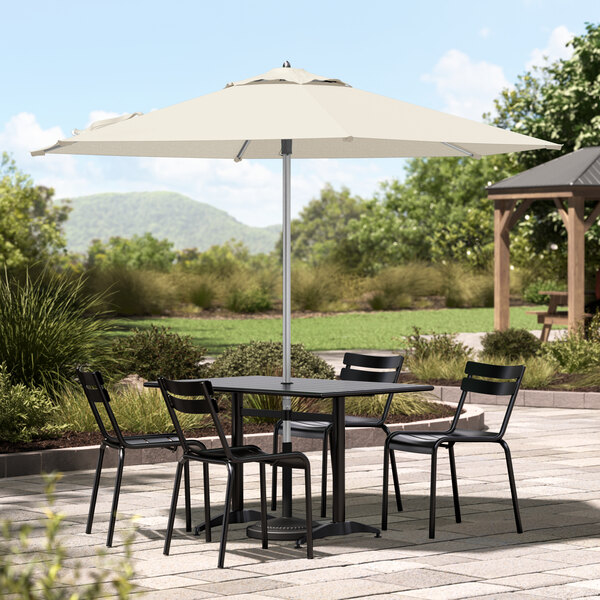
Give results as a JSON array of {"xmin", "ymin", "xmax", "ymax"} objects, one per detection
[{"xmin": 62, "ymin": 191, "xmax": 279, "ymax": 254}]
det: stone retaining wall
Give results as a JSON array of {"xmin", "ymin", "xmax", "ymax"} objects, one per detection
[{"xmin": 0, "ymin": 404, "xmax": 484, "ymax": 479}]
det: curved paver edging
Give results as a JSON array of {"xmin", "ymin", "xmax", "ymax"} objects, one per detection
[{"xmin": 0, "ymin": 402, "xmax": 483, "ymax": 479}]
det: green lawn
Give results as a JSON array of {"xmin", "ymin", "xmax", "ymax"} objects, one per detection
[{"xmin": 110, "ymin": 306, "xmax": 549, "ymax": 355}]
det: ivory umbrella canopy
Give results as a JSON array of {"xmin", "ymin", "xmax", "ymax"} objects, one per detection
[
  {"xmin": 33, "ymin": 64, "xmax": 559, "ymax": 538},
  {"xmin": 33, "ymin": 64, "xmax": 560, "ymax": 382}
]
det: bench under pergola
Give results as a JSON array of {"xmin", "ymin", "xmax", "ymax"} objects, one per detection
[{"xmin": 488, "ymin": 147, "xmax": 600, "ymax": 334}]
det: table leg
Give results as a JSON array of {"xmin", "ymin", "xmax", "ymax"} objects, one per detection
[
  {"xmin": 295, "ymin": 395, "xmax": 380, "ymax": 544},
  {"xmin": 194, "ymin": 391, "xmax": 266, "ymax": 535}
]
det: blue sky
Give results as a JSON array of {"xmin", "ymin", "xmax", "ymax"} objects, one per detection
[{"xmin": 1, "ymin": 1, "xmax": 597, "ymax": 226}]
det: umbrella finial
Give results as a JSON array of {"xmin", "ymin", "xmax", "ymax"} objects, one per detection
[{"xmin": 282, "ymin": 60, "xmax": 291, "ymax": 68}]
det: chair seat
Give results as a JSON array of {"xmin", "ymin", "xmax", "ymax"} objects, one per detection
[
  {"xmin": 276, "ymin": 415, "xmax": 383, "ymax": 437},
  {"xmin": 388, "ymin": 429, "xmax": 499, "ymax": 454},
  {"xmin": 189, "ymin": 444, "xmax": 308, "ymax": 469},
  {"xmin": 121, "ymin": 434, "xmax": 181, "ymax": 447}
]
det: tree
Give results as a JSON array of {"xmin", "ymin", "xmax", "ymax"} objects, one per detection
[
  {"xmin": 86, "ymin": 232, "xmax": 176, "ymax": 271},
  {"xmin": 0, "ymin": 153, "xmax": 70, "ymax": 269},
  {"xmin": 278, "ymin": 185, "xmax": 367, "ymax": 266},
  {"xmin": 347, "ymin": 23, "xmax": 600, "ymax": 277},
  {"xmin": 346, "ymin": 155, "xmax": 515, "ymax": 274},
  {"xmin": 491, "ymin": 22, "xmax": 600, "ymax": 275}
]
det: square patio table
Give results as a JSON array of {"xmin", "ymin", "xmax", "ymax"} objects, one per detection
[{"xmin": 146, "ymin": 375, "xmax": 433, "ymax": 543}]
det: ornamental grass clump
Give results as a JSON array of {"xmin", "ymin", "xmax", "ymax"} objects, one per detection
[
  {"xmin": 405, "ymin": 327, "xmax": 473, "ymax": 382},
  {"xmin": 0, "ymin": 268, "xmax": 113, "ymax": 396}
]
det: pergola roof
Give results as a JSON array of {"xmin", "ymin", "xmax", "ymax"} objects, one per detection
[{"xmin": 487, "ymin": 146, "xmax": 600, "ymax": 195}]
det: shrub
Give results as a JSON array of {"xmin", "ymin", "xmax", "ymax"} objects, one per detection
[
  {"xmin": 368, "ymin": 264, "xmax": 442, "ymax": 310},
  {"xmin": 209, "ymin": 341, "xmax": 335, "ymax": 419},
  {"xmin": 345, "ymin": 393, "xmax": 450, "ymax": 418},
  {"xmin": 225, "ymin": 287, "xmax": 273, "ymax": 313},
  {"xmin": 406, "ymin": 327, "xmax": 472, "ymax": 362},
  {"xmin": 0, "ymin": 269, "xmax": 113, "ymax": 395},
  {"xmin": 111, "ymin": 325, "xmax": 208, "ymax": 380},
  {"xmin": 0, "ymin": 473, "xmax": 137, "ymax": 598},
  {"xmin": 84, "ymin": 266, "xmax": 178, "ymax": 315},
  {"xmin": 409, "ymin": 355, "xmax": 469, "ymax": 383},
  {"xmin": 0, "ymin": 364, "xmax": 66, "ymax": 442},
  {"xmin": 523, "ymin": 279, "xmax": 566, "ymax": 305},
  {"xmin": 292, "ymin": 264, "xmax": 342, "ymax": 312},
  {"xmin": 209, "ymin": 341, "xmax": 335, "ymax": 380},
  {"xmin": 478, "ymin": 354, "xmax": 555, "ymax": 389},
  {"xmin": 541, "ymin": 316, "xmax": 600, "ymax": 373},
  {"xmin": 481, "ymin": 328, "xmax": 542, "ymax": 360}
]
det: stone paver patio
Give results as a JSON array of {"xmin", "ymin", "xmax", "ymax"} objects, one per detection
[{"xmin": 2, "ymin": 405, "xmax": 600, "ymax": 599}]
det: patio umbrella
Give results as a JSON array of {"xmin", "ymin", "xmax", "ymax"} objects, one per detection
[{"xmin": 33, "ymin": 63, "xmax": 560, "ymax": 532}]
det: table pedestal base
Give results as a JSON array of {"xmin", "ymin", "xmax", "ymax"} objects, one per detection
[{"xmin": 246, "ymin": 517, "xmax": 380, "ymax": 545}]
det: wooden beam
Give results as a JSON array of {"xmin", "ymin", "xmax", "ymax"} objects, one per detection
[
  {"xmin": 494, "ymin": 199, "xmax": 512, "ymax": 331},
  {"xmin": 554, "ymin": 198, "xmax": 569, "ymax": 228},
  {"xmin": 567, "ymin": 197, "xmax": 586, "ymax": 333},
  {"xmin": 507, "ymin": 199, "xmax": 534, "ymax": 231},
  {"xmin": 499, "ymin": 199, "xmax": 517, "ymax": 233},
  {"xmin": 585, "ymin": 200, "xmax": 600, "ymax": 233}
]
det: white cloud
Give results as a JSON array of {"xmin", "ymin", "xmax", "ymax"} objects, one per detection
[
  {"xmin": 421, "ymin": 49, "xmax": 510, "ymax": 119},
  {"xmin": 1, "ymin": 111, "xmax": 400, "ymax": 228},
  {"xmin": 526, "ymin": 25, "xmax": 574, "ymax": 71}
]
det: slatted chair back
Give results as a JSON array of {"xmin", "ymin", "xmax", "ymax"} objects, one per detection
[
  {"xmin": 450, "ymin": 361, "xmax": 525, "ymax": 438},
  {"xmin": 158, "ymin": 378, "xmax": 233, "ymax": 459},
  {"xmin": 340, "ymin": 352, "xmax": 404, "ymax": 422},
  {"xmin": 76, "ymin": 368, "xmax": 127, "ymax": 446}
]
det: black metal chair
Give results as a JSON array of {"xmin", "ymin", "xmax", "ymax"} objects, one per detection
[
  {"xmin": 76, "ymin": 368, "xmax": 206, "ymax": 547},
  {"xmin": 158, "ymin": 377, "xmax": 313, "ymax": 568},
  {"xmin": 271, "ymin": 352, "xmax": 404, "ymax": 517},
  {"xmin": 381, "ymin": 360, "xmax": 525, "ymax": 539}
]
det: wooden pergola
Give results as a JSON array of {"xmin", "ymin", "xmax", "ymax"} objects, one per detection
[{"xmin": 488, "ymin": 147, "xmax": 600, "ymax": 333}]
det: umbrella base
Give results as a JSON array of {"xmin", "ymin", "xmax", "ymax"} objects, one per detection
[{"xmin": 246, "ymin": 516, "xmax": 314, "ymax": 541}]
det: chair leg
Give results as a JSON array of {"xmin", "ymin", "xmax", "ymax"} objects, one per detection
[
  {"xmin": 429, "ymin": 448, "xmax": 438, "ymax": 539},
  {"xmin": 271, "ymin": 424, "xmax": 280, "ymax": 511},
  {"xmin": 304, "ymin": 466, "xmax": 313, "ymax": 559},
  {"xmin": 218, "ymin": 464, "xmax": 234, "ymax": 569},
  {"xmin": 448, "ymin": 444, "xmax": 461, "ymax": 524},
  {"xmin": 381, "ymin": 443, "xmax": 390, "ymax": 530},
  {"xmin": 320, "ymin": 431, "xmax": 329, "ymax": 518},
  {"xmin": 382, "ymin": 426, "xmax": 402, "ymax": 511},
  {"xmin": 86, "ymin": 443, "xmax": 106, "ymax": 535},
  {"xmin": 164, "ymin": 460, "xmax": 184, "ymax": 556},
  {"xmin": 203, "ymin": 462, "xmax": 212, "ymax": 543},
  {"xmin": 107, "ymin": 447, "xmax": 125, "ymax": 548},
  {"xmin": 259, "ymin": 463, "xmax": 268, "ymax": 549},
  {"xmin": 500, "ymin": 440, "xmax": 523, "ymax": 534},
  {"xmin": 184, "ymin": 460, "xmax": 192, "ymax": 533}
]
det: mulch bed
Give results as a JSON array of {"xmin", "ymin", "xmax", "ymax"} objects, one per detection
[{"xmin": 0, "ymin": 409, "xmax": 454, "ymax": 454}]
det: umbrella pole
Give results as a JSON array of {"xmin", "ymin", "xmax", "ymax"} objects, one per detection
[{"xmin": 281, "ymin": 139, "xmax": 293, "ymax": 517}]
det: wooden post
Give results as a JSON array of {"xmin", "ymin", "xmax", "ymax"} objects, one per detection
[
  {"xmin": 494, "ymin": 199, "xmax": 513, "ymax": 331},
  {"xmin": 567, "ymin": 197, "xmax": 586, "ymax": 333}
]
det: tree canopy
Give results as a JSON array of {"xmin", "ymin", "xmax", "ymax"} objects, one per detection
[
  {"xmin": 0, "ymin": 153, "xmax": 70, "ymax": 269},
  {"xmin": 86, "ymin": 232, "xmax": 176, "ymax": 271}
]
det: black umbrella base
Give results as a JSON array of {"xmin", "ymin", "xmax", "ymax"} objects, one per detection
[{"xmin": 246, "ymin": 516, "xmax": 312, "ymax": 541}]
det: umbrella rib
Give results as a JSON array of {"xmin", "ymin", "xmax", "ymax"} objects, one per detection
[
  {"xmin": 234, "ymin": 140, "xmax": 251, "ymax": 162},
  {"xmin": 442, "ymin": 142, "xmax": 474, "ymax": 157}
]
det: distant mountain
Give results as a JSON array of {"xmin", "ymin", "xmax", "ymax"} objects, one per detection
[{"xmin": 62, "ymin": 191, "xmax": 279, "ymax": 254}]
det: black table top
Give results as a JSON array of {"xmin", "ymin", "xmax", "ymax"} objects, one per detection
[{"xmin": 145, "ymin": 375, "xmax": 433, "ymax": 398}]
